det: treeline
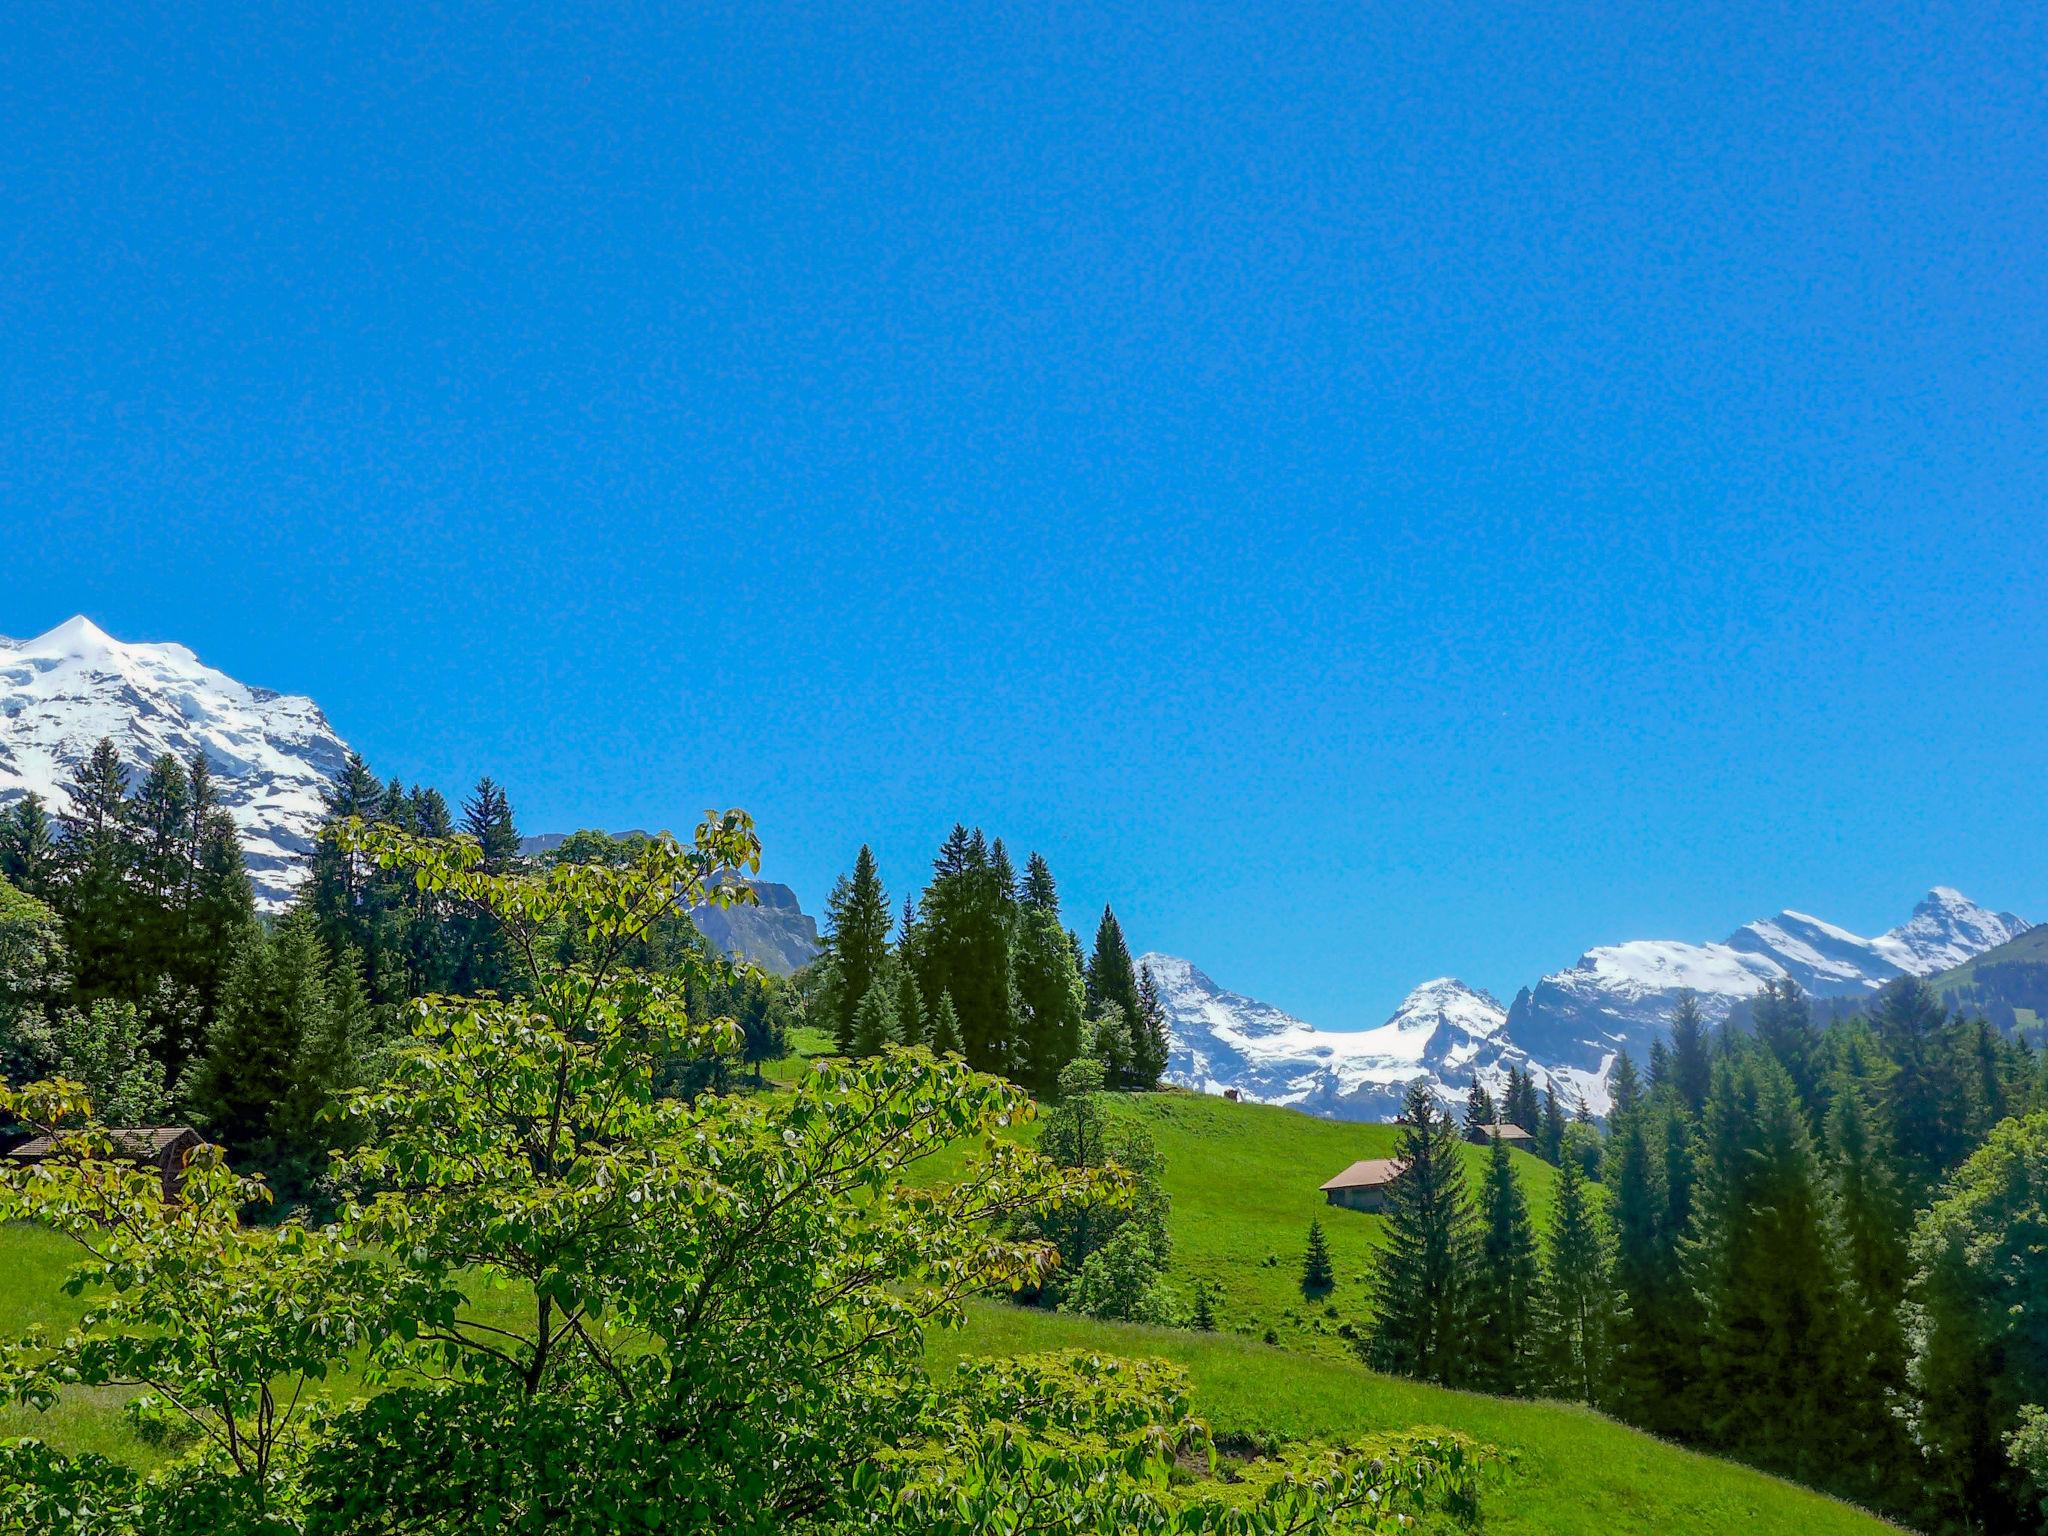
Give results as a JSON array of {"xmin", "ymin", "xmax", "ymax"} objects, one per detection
[
  {"xmin": 0, "ymin": 745, "xmax": 793, "ymax": 1205},
  {"xmin": 813, "ymin": 827, "xmax": 1170, "ymax": 1096},
  {"xmin": 1369, "ymin": 977, "xmax": 2048, "ymax": 1534}
]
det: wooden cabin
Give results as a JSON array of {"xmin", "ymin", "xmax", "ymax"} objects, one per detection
[
  {"xmin": 1319, "ymin": 1157, "xmax": 1407, "ymax": 1213},
  {"xmin": 8, "ymin": 1127, "xmax": 208, "ymax": 1201}
]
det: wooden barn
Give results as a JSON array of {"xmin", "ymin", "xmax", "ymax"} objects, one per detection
[
  {"xmin": 8, "ymin": 1127, "xmax": 208, "ymax": 1201},
  {"xmin": 1319, "ymin": 1157, "xmax": 1407, "ymax": 1213}
]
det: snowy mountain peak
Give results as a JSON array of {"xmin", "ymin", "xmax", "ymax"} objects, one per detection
[
  {"xmin": 1873, "ymin": 888, "xmax": 2032, "ymax": 974},
  {"xmin": 1385, "ymin": 977, "xmax": 1507, "ymax": 1038},
  {"xmin": 0, "ymin": 619, "xmax": 349, "ymax": 910}
]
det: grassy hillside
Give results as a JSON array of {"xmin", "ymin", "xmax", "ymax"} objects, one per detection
[
  {"xmin": 1018, "ymin": 1089, "xmax": 1583, "ymax": 1353},
  {"xmin": 0, "ymin": 1089, "xmax": 1892, "ymax": 1534},
  {"xmin": 936, "ymin": 1304, "xmax": 1899, "ymax": 1536},
  {"xmin": 1931, "ymin": 924, "xmax": 2048, "ymax": 1037}
]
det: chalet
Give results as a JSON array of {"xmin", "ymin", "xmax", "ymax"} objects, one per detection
[
  {"xmin": 1319, "ymin": 1157, "xmax": 1407, "ymax": 1213},
  {"xmin": 1470, "ymin": 1121, "xmax": 1535, "ymax": 1147},
  {"xmin": 8, "ymin": 1127, "xmax": 208, "ymax": 1202}
]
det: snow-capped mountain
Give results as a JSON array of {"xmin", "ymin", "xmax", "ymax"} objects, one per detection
[
  {"xmin": 0, "ymin": 617, "xmax": 348, "ymax": 909},
  {"xmin": 1142, "ymin": 954, "xmax": 1607, "ymax": 1121},
  {"xmin": 1146, "ymin": 887, "xmax": 2027, "ymax": 1125},
  {"xmin": 1504, "ymin": 889, "xmax": 2032, "ymax": 1077}
]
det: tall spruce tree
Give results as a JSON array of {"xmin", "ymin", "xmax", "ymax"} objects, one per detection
[
  {"xmin": 1668, "ymin": 989, "xmax": 1713, "ymax": 1115},
  {"xmin": 928, "ymin": 989, "xmax": 964, "ymax": 1057},
  {"xmin": 1686, "ymin": 1053, "xmax": 1853, "ymax": 1484},
  {"xmin": 1132, "ymin": 962, "xmax": 1170, "ymax": 1091},
  {"xmin": 1011, "ymin": 852, "xmax": 1086, "ymax": 1094},
  {"xmin": 1470, "ymin": 1134, "xmax": 1543, "ymax": 1394},
  {"xmin": 1872, "ymin": 976, "xmax": 1972, "ymax": 1204},
  {"xmin": 1083, "ymin": 907, "xmax": 1142, "ymax": 1086},
  {"xmin": 822, "ymin": 846, "xmax": 892, "ymax": 1055},
  {"xmin": 1753, "ymin": 978, "xmax": 1823, "ymax": 1123},
  {"xmin": 55, "ymin": 738, "xmax": 136, "ymax": 1003},
  {"xmin": 1367, "ymin": 1081, "xmax": 1477, "ymax": 1385},
  {"xmin": 893, "ymin": 963, "xmax": 926, "ymax": 1049},
  {"xmin": 1542, "ymin": 1152, "xmax": 1613, "ymax": 1404},
  {"xmin": 1608, "ymin": 1051, "xmax": 1643, "ymax": 1120},
  {"xmin": 910, "ymin": 828, "xmax": 1016, "ymax": 1075},
  {"xmin": 1539, "ymin": 1079, "xmax": 1566, "ymax": 1164},
  {"xmin": 0, "ymin": 792, "xmax": 60, "ymax": 902},
  {"xmin": 1462, "ymin": 1073, "xmax": 1497, "ymax": 1138}
]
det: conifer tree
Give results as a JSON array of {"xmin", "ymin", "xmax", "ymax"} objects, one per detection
[
  {"xmin": 1539, "ymin": 1079, "xmax": 1566, "ymax": 1164},
  {"xmin": 1132, "ymin": 962, "xmax": 1170, "ymax": 1090},
  {"xmin": 910, "ymin": 828, "xmax": 1016, "ymax": 1074},
  {"xmin": 1192, "ymin": 1283, "xmax": 1217, "ymax": 1331},
  {"xmin": 1647, "ymin": 1038, "xmax": 1673, "ymax": 1095},
  {"xmin": 1753, "ymin": 978, "xmax": 1823, "ymax": 1123},
  {"xmin": 1368, "ymin": 1081, "xmax": 1477, "ymax": 1385},
  {"xmin": 1462, "ymin": 1073, "xmax": 1497, "ymax": 1138},
  {"xmin": 1542, "ymin": 1151, "xmax": 1612, "ymax": 1404},
  {"xmin": 55, "ymin": 738, "xmax": 136, "ymax": 1002},
  {"xmin": 1687, "ymin": 1053, "xmax": 1853, "ymax": 1483},
  {"xmin": 1607, "ymin": 1100, "xmax": 1687, "ymax": 1427},
  {"xmin": 1011, "ymin": 852, "xmax": 1086, "ymax": 1094},
  {"xmin": 1668, "ymin": 989, "xmax": 1713, "ymax": 1115},
  {"xmin": 1301, "ymin": 1219, "xmax": 1335, "ymax": 1296},
  {"xmin": 893, "ymin": 964, "xmax": 926, "ymax": 1049},
  {"xmin": 0, "ymin": 792, "xmax": 60, "ymax": 902},
  {"xmin": 1084, "ymin": 908, "xmax": 1141, "ymax": 1055},
  {"xmin": 1872, "ymin": 976, "xmax": 1971, "ymax": 1204},
  {"xmin": 1608, "ymin": 1051, "xmax": 1643, "ymax": 1120},
  {"xmin": 823, "ymin": 846, "xmax": 892, "ymax": 1054},
  {"xmin": 849, "ymin": 983, "xmax": 897, "ymax": 1058},
  {"xmin": 928, "ymin": 989, "xmax": 964, "ymax": 1057},
  {"xmin": 1470, "ymin": 1133, "xmax": 1543, "ymax": 1394}
]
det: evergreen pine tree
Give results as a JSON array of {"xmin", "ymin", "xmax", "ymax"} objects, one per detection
[
  {"xmin": 1011, "ymin": 852, "xmax": 1086, "ymax": 1095},
  {"xmin": 0, "ymin": 793, "xmax": 60, "ymax": 902},
  {"xmin": 1607, "ymin": 1101, "xmax": 1685, "ymax": 1428},
  {"xmin": 1470, "ymin": 1134, "xmax": 1543, "ymax": 1394},
  {"xmin": 893, "ymin": 963, "xmax": 926, "ymax": 1049},
  {"xmin": 1084, "ymin": 907, "xmax": 1141, "ymax": 1070},
  {"xmin": 1131, "ymin": 962, "xmax": 1170, "ymax": 1090},
  {"xmin": 1192, "ymin": 1283, "xmax": 1217, "ymax": 1332},
  {"xmin": 1753, "ymin": 978, "xmax": 1823, "ymax": 1123},
  {"xmin": 823, "ymin": 846, "xmax": 892, "ymax": 1054},
  {"xmin": 1301, "ymin": 1219, "xmax": 1336, "ymax": 1296},
  {"xmin": 1608, "ymin": 1051, "xmax": 1643, "ymax": 1120},
  {"xmin": 1686, "ymin": 1054, "xmax": 1854, "ymax": 1483},
  {"xmin": 1669, "ymin": 989, "xmax": 1713, "ymax": 1115},
  {"xmin": 1647, "ymin": 1038, "xmax": 1673, "ymax": 1095},
  {"xmin": 1872, "ymin": 976, "xmax": 1971, "ymax": 1204},
  {"xmin": 1539, "ymin": 1079, "xmax": 1566, "ymax": 1164},
  {"xmin": 849, "ymin": 983, "xmax": 897, "ymax": 1057},
  {"xmin": 1368, "ymin": 1081, "xmax": 1477, "ymax": 1385},
  {"xmin": 928, "ymin": 990, "xmax": 964, "ymax": 1056},
  {"xmin": 911, "ymin": 828, "xmax": 1015, "ymax": 1075},
  {"xmin": 1462, "ymin": 1073, "xmax": 1498, "ymax": 1139},
  {"xmin": 1542, "ymin": 1151, "xmax": 1613, "ymax": 1404},
  {"xmin": 55, "ymin": 738, "xmax": 137, "ymax": 1003}
]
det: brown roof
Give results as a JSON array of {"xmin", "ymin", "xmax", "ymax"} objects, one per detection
[
  {"xmin": 1320, "ymin": 1157, "xmax": 1408, "ymax": 1192},
  {"xmin": 10, "ymin": 1127, "xmax": 202, "ymax": 1161}
]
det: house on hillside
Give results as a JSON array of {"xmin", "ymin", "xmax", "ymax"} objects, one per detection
[
  {"xmin": 1319, "ymin": 1157, "xmax": 1407, "ymax": 1213},
  {"xmin": 1470, "ymin": 1121, "xmax": 1534, "ymax": 1147},
  {"xmin": 8, "ymin": 1127, "xmax": 208, "ymax": 1202}
]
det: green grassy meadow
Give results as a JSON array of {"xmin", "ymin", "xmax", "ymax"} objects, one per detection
[{"xmin": 0, "ymin": 1083, "xmax": 1899, "ymax": 1533}]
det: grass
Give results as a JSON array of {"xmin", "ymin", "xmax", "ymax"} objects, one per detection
[
  {"xmin": 0, "ymin": 1088, "xmax": 1899, "ymax": 1534},
  {"xmin": 932, "ymin": 1302, "xmax": 1901, "ymax": 1536}
]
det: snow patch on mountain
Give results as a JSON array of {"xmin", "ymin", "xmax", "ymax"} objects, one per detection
[
  {"xmin": 1873, "ymin": 887, "xmax": 2032, "ymax": 974},
  {"xmin": 0, "ymin": 617, "xmax": 348, "ymax": 910}
]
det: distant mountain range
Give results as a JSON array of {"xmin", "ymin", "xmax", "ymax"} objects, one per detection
[
  {"xmin": 4, "ymin": 617, "xmax": 2031, "ymax": 1111},
  {"xmin": 1145, "ymin": 888, "xmax": 2031, "ymax": 1121}
]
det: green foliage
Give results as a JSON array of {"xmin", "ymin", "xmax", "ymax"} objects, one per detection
[
  {"xmin": 848, "ymin": 980, "xmax": 897, "ymax": 1056},
  {"xmin": 1299, "ymin": 1218, "xmax": 1334, "ymax": 1297},
  {"xmin": 1011, "ymin": 853, "xmax": 1086, "ymax": 1096},
  {"xmin": 1, "ymin": 877, "xmax": 70, "ymax": 1084},
  {"xmin": 1470, "ymin": 1135, "xmax": 1543, "ymax": 1395},
  {"xmin": 1539, "ymin": 1152, "xmax": 1611, "ymax": 1405},
  {"xmin": 1368, "ymin": 1082, "xmax": 1476, "ymax": 1384},
  {"xmin": 1668, "ymin": 989, "xmax": 1712, "ymax": 1115},
  {"xmin": 1025, "ymin": 1057, "xmax": 1171, "ymax": 1319},
  {"xmin": 821, "ymin": 845, "xmax": 891, "ymax": 1055},
  {"xmin": 1905, "ymin": 1112, "xmax": 2048, "ymax": 1532}
]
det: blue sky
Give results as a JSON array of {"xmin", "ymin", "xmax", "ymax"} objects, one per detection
[{"xmin": 6, "ymin": 4, "xmax": 2046, "ymax": 1025}]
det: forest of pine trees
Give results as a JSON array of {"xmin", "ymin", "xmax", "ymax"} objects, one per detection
[
  {"xmin": 1369, "ymin": 984, "xmax": 2048, "ymax": 1533},
  {"xmin": 815, "ymin": 827, "xmax": 1167, "ymax": 1097},
  {"xmin": 0, "ymin": 744, "xmax": 795, "ymax": 1207}
]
